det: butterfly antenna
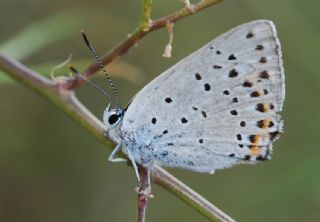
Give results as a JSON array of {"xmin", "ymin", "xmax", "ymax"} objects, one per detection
[
  {"xmin": 68, "ymin": 65, "xmax": 112, "ymax": 102},
  {"xmin": 81, "ymin": 30, "xmax": 121, "ymax": 109}
]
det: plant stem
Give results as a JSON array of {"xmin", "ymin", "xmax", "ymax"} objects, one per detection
[
  {"xmin": 62, "ymin": 0, "xmax": 222, "ymax": 89},
  {"xmin": 136, "ymin": 166, "xmax": 150, "ymax": 222},
  {"xmin": 0, "ymin": 54, "xmax": 112, "ymax": 147},
  {"xmin": 138, "ymin": 0, "xmax": 153, "ymax": 31}
]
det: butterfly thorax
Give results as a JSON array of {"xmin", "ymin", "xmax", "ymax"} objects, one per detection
[{"xmin": 103, "ymin": 108, "xmax": 153, "ymax": 165}]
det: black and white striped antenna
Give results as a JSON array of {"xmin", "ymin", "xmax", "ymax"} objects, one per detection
[
  {"xmin": 81, "ymin": 30, "xmax": 121, "ymax": 109},
  {"xmin": 68, "ymin": 65, "xmax": 112, "ymax": 102}
]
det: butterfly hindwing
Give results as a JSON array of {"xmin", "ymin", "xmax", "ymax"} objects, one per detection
[{"xmin": 121, "ymin": 20, "xmax": 284, "ymax": 173}]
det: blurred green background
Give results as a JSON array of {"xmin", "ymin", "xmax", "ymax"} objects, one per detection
[{"xmin": 0, "ymin": 0, "xmax": 319, "ymax": 221}]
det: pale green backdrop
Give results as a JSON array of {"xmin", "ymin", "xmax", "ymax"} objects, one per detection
[{"xmin": 0, "ymin": 0, "xmax": 319, "ymax": 221}]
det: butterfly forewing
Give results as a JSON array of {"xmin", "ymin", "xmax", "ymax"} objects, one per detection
[{"xmin": 121, "ymin": 20, "xmax": 284, "ymax": 172}]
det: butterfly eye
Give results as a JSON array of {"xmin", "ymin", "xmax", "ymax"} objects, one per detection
[{"xmin": 108, "ymin": 114, "xmax": 120, "ymax": 125}]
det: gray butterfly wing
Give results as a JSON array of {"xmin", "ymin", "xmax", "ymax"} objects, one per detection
[{"xmin": 121, "ymin": 20, "xmax": 285, "ymax": 173}]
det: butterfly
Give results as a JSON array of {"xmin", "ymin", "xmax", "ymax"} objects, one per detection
[{"xmin": 82, "ymin": 20, "xmax": 285, "ymax": 190}]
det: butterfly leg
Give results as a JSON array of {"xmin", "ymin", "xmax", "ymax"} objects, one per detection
[
  {"xmin": 145, "ymin": 166, "xmax": 153, "ymax": 196},
  {"xmin": 125, "ymin": 147, "xmax": 141, "ymax": 183},
  {"xmin": 108, "ymin": 144, "xmax": 126, "ymax": 162}
]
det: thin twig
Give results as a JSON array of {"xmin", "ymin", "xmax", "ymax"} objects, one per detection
[
  {"xmin": 0, "ymin": 54, "xmax": 112, "ymax": 147},
  {"xmin": 0, "ymin": 54, "xmax": 235, "ymax": 222},
  {"xmin": 62, "ymin": 0, "xmax": 222, "ymax": 89},
  {"xmin": 138, "ymin": 0, "xmax": 153, "ymax": 31},
  {"xmin": 136, "ymin": 166, "xmax": 150, "ymax": 222}
]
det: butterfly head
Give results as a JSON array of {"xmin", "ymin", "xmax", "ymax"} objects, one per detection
[{"xmin": 103, "ymin": 106, "xmax": 124, "ymax": 130}]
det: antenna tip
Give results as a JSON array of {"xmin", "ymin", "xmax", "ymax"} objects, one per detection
[
  {"xmin": 80, "ymin": 29, "xmax": 91, "ymax": 48},
  {"xmin": 68, "ymin": 64, "xmax": 78, "ymax": 74}
]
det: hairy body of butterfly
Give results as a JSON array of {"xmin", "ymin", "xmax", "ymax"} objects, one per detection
[{"xmin": 103, "ymin": 20, "xmax": 285, "ymax": 183}]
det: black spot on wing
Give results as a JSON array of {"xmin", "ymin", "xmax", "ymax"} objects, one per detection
[
  {"xmin": 259, "ymin": 71, "xmax": 270, "ymax": 79},
  {"xmin": 259, "ymin": 57, "xmax": 267, "ymax": 63},
  {"xmin": 256, "ymin": 44, "xmax": 264, "ymax": 50},
  {"xmin": 228, "ymin": 54, "xmax": 237, "ymax": 60},
  {"xmin": 230, "ymin": 110, "xmax": 238, "ymax": 115},
  {"xmin": 246, "ymin": 32, "xmax": 254, "ymax": 38},
  {"xmin": 243, "ymin": 80, "xmax": 253, "ymax": 88},
  {"xmin": 228, "ymin": 69, "xmax": 238, "ymax": 78},
  {"xmin": 165, "ymin": 97, "xmax": 173, "ymax": 103},
  {"xmin": 195, "ymin": 73, "xmax": 202, "ymax": 80},
  {"xmin": 181, "ymin": 117, "xmax": 188, "ymax": 123},
  {"xmin": 204, "ymin": 83, "xmax": 211, "ymax": 91},
  {"xmin": 201, "ymin": 111, "xmax": 207, "ymax": 118}
]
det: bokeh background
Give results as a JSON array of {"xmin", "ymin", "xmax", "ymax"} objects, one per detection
[{"xmin": 0, "ymin": 0, "xmax": 319, "ymax": 221}]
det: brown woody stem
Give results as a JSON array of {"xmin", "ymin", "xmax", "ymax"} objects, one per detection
[
  {"xmin": 62, "ymin": 0, "xmax": 222, "ymax": 89},
  {"xmin": 136, "ymin": 166, "xmax": 150, "ymax": 222}
]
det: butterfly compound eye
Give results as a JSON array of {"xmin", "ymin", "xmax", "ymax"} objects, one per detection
[{"xmin": 108, "ymin": 114, "xmax": 120, "ymax": 125}]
